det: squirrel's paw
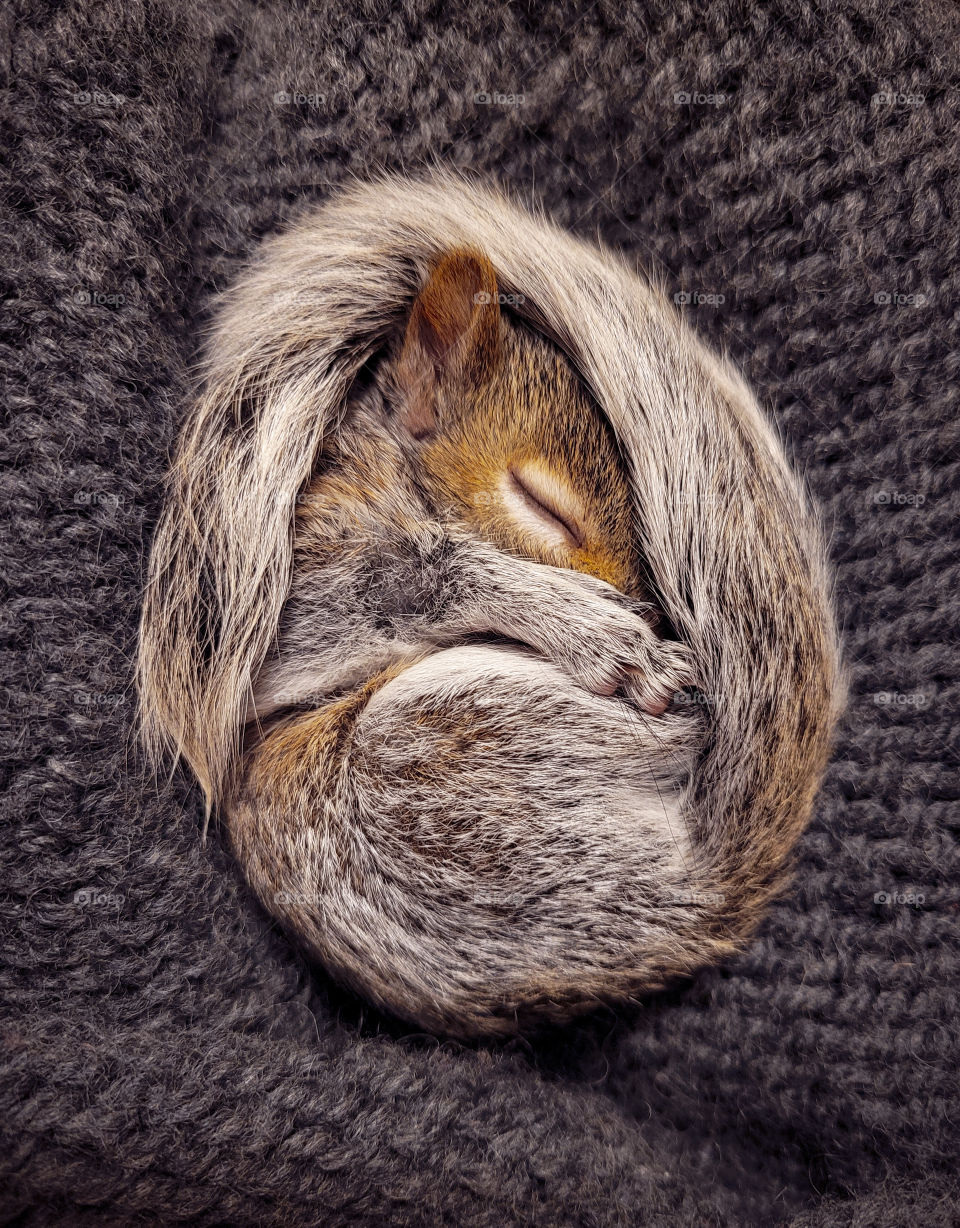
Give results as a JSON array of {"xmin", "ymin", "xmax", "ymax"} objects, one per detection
[
  {"xmin": 618, "ymin": 639, "xmax": 695, "ymax": 716},
  {"xmin": 528, "ymin": 567, "xmax": 694, "ymax": 711}
]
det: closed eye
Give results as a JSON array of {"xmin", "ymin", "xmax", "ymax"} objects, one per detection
[{"xmin": 501, "ymin": 463, "xmax": 586, "ymax": 549}]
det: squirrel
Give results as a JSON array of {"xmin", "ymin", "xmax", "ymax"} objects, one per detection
[{"xmin": 137, "ymin": 170, "xmax": 844, "ymax": 1038}]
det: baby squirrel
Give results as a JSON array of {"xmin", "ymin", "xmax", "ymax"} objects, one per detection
[{"xmin": 138, "ymin": 171, "xmax": 843, "ymax": 1038}]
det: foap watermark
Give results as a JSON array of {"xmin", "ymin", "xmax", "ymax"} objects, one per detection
[
  {"xmin": 873, "ymin": 888, "xmax": 926, "ymax": 906},
  {"xmin": 474, "ymin": 90, "xmax": 525, "ymax": 107},
  {"xmin": 873, "ymin": 291, "xmax": 928, "ymax": 308},
  {"xmin": 473, "ymin": 290, "xmax": 525, "ymax": 306},
  {"xmin": 669, "ymin": 888, "xmax": 726, "ymax": 907},
  {"xmin": 673, "ymin": 90, "xmax": 727, "ymax": 106},
  {"xmin": 72, "ymin": 89, "xmax": 127, "ymax": 106},
  {"xmin": 871, "ymin": 490, "xmax": 927, "ymax": 507},
  {"xmin": 274, "ymin": 89, "xmax": 327, "ymax": 108},
  {"xmin": 74, "ymin": 691, "xmax": 125, "ymax": 708},
  {"xmin": 74, "ymin": 490, "xmax": 125, "ymax": 508},
  {"xmin": 262, "ymin": 490, "xmax": 316, "ymax": 511},
  {"xmin": 270, "ymin": 690, "xmax": 328, "ymax": 708},
  {"xmin": 674, "ymin": 290, "xmax": 726, "ymax": 307},
  {"xmin": 73, "ymin": 888, "xmax": 124, "ymax": 908},
  {"xmin": 274, "ymin": 888, "xmax": 322, "ymax": 908},
  {"xmin": 873, "ymin": 691, "xmax": 928, "ymax": 708},
  {"xmin": 72, "ymin": 289, "xmax": 125, "ymax": 307},
  {"xmin": 672, "ymin": 688, "xmax": 720, "ymax": 709},
  {"xmin": 263, "ymin": 288, "xmax": 329, "ymax": 309},
  {"xmin": 870, "ymin": 91, "xmax": 926, "ymax": 108}
]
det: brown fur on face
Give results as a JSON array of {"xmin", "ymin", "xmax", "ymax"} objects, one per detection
[{"xmin": 391, "ymin": 249, "xmax": 641, "ymax": 596}]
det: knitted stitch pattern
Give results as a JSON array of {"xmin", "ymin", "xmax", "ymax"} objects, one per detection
[{"xmin": 2, "ymin": 0, "xmax": 958, "ymax": 1223}]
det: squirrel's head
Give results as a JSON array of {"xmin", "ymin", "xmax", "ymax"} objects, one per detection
[{"xmin": 391, "ymin": 246, "xmax": 640, "ymax": 594}]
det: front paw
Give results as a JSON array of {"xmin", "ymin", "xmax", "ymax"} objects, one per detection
[
  {"xmin": 533, "ymin": 568, "xmax": 692, "ymax": 708},
  {"xmin": 569, "ymin": 626, "xmax": 694, "ymax": 716},
  {"xmin": 618, "ymin": 639, "xmax": 695, "ymax": 716}
]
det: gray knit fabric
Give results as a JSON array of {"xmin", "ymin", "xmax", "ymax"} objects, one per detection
[{"xmin": 2, "ymin": 0, "xmax": 958, "ymax": 1223}]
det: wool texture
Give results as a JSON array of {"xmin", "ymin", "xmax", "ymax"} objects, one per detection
[{"xmin": 1, "ymin": 0, "xmax": 958, "ymax": 1224}]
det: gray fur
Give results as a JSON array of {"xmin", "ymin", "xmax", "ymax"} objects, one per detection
[{"xmin": 137, "ymin": 171, "xmax": 844, "ymax": 1036}]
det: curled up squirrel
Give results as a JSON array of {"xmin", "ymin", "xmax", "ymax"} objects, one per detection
[{"xmin": 137, "ymin": 171, "xmax": 844, "ymax": 1038}]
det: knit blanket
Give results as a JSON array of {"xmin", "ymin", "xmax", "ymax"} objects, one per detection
[{"xmin": 3, "ymin": 1, "xmax": 958, "ymax": 1223}]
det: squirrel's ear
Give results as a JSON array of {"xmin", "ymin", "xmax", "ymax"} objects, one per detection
[{"xmin": 394, "ymin": 247, "xmax": 501, "ymax": 438}]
